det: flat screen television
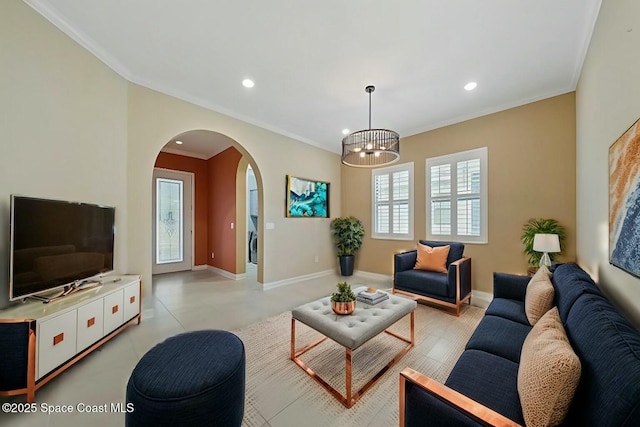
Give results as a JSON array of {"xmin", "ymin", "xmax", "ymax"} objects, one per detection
[{"xmin": 9, "ymin": 195, "xmax": 115, "ymax": 301}]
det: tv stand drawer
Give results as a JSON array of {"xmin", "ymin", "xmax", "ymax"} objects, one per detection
[
  {"xmin": 77, "ymin": 299, "xmax": 104, "ymax": 352},
  {"xmin": 123, "ymin": 283, "xmax": 140, "ymax": 321},
  {"xmin": 37, "ymin": 310, "xmax": 77, "ymax": 380},
  {"xmin": 103, "ymin": 290, "xmax": 124, "ymax": 334}
]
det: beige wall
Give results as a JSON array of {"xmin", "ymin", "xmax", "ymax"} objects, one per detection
[
  {"xmin": 0, "ymin": 1, "xmax": 341, "ymax": 303},
  {"xmin": 126, "ymin": 84, "xmax": 341, "ymax": 294},
  {"xmin": 0, "ymin": 1, "xmax": 129, "ymax": 308},
  {"xmin": 342, "ymin": 93, "xmax": 577, "ymax": 293},
  {"xmin": 576, "ymin": 0, "xmax": 640, "ymax": 327}
]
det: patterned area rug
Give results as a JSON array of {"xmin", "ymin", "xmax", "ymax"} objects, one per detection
[{"xmin": 234, "ymin": 303, "xmax": 485, "ymax": 427}]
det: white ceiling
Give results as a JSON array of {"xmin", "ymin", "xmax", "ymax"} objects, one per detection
[
  {"xmin": 25, "ymin": 0, "xmax": 601, "ymax": 155},
  {"xmin": 160, "ymin": 130, "xmax": 234, "ymax": 160}
]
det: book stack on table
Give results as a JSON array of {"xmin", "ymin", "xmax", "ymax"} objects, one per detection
[{"xmin": 357, "ymin": 289, "xmax": 389, "ymax": 305}]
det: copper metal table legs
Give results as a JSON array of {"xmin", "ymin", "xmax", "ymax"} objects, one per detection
[{"xmin": 290, "ymin": 310, "xmax": 415, "ymax": 408}]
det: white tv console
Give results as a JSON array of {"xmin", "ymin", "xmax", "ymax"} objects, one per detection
[{"xmin": 0, "ymin": 275, "xmax": 140, "ymax": 402}]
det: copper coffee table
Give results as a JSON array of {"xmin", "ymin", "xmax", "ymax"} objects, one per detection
[{"xmin": 291, "ymin": 288, "xmax": 417, "ymax": 408}]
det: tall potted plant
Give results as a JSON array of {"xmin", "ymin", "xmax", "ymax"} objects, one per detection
[
  {"xmin": 521, "ymin": 218, "xmax": 566, "ymax": 266},
  {"xmin": 330, "ymin": 216, "xmax": 364, "ymax": 276}
]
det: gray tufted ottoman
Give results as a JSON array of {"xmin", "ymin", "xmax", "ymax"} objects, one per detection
[{"xmin": 291, "ymin": 287, "xmax": 416, "ymax": 408}]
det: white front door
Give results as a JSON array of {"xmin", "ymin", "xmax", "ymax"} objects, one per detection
[{"xmin": 152, "ymin": 168, "xmax": 193, "ymax": 274}]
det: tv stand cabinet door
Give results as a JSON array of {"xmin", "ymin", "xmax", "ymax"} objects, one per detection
[
  {"xmin": 123, "ymin": 283, "xmax": 140, "ymax": 322},
  {"xmin": 103, "ymin": 290, "xmax": 124, "ymax": 335},
  {"xmin": 77, "ymin": 299, "xmax": 104, "ymax": 351},
  {"xmin": 37, "ymin": 310, "xmax": 77, "ymax": 380}
]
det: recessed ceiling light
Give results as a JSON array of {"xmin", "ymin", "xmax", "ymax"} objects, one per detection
[
  {"xmin": 175, "ymin": 140, "xmax": 183, "ymax": 145},
  {"xmin": 242, "ymin": 79, "xmax": 255, "ymax": 88},
  {"xmin": 464, "ymin": 81, "xmax": 478, "ymax": 91},
  {"xmin": 342, "ymin": 128, "xmax": 350, "ymax": 135}
]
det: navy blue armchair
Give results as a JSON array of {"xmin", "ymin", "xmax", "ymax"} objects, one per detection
[
  {"xmin": 0, "ymin": 319, "xmax": 36, "ymax": 402},
  {"xmin": 393, "ymin": 240, "xmax": 472, "ymax": 316}
]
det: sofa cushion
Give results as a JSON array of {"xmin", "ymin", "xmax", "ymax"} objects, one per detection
[
  {"xmin": 466, "ymin": 315, "xmax": 531, "ymax": 363},
  {"xmin": 414, "ymin": 243, "xmax": 449, "ymax": 273},
  {"xmin": 563, "ymin": 294, "xmax": 640, "ymax": 426},
  {"xmin": 518, "ymin": 307, "xmax": 581, "ymax": 427},
  {"xmin": 419, "ymin": 240, "xmax": 463, "ymax": 267},
  {"xmin": 551, "ymin": 263, "xmax": 602, "ymax": 323},
  {"xmin": 525, "ymin": 266, "xmax": 555, "ymax": 325},
  {"xmin": 445, "ymin": 349, "xmax": 524, "ymax": 425},
  {"xmin": 485, "ymin": 298, "xmax": 529, "ymax": 325},
  {"xmin": 395, "ymin": 269, "xmax": 449, "ymax": 298}
]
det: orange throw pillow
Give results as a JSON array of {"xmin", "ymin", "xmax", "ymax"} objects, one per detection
[{"xmin": 414, "ymin": 243, "xmax": 450, "ymax": 273}]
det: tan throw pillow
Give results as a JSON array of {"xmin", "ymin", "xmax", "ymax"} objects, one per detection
[
  {"xmin": 414, "ymin": 243, "xmax": 450, "ymax": 273},
  {"xmin": 525, "ymin": 265, "xmax": 555, "ymax": 325},
  {"xmin": 518, "ymin": 308, "xmax": 581, "ymax": 427}
]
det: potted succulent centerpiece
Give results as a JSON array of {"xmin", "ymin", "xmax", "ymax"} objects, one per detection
[
  {"xmin": 521, "ymin": 218, "xmax": 566, "ymax": 268},
  {"xmin": 331, "ymin": 282, "xmax": 357, "ymax": 315},
  {"xmin": 330, "ymin": 216, "xmax": 364, "ymax": 276}
]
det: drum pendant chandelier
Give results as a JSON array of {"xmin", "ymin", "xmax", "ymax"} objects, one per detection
[{"xmin": 341, "ymin": 85, "xmax": 400, "ymax": 167}]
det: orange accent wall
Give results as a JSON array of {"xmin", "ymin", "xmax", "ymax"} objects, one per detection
[
  {"xmin": 154, "ymin": 152, "xmax": 209, "ymax": 266},
  {"xmin": 208, "ymin": 147, "xmax": 242, "ymax": 273}
]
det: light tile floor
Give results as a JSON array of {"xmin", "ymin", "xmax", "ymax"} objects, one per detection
[{"xmin": 0, "ymin": 265, "xmax": 393, "ymax": 426}]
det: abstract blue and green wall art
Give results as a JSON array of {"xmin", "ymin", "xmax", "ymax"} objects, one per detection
[
  {"xmin": 609, "ymin": 116, "xmax": 640, "ymax": 278},
  {"xmin": 286, "ymin": 175, "xmax": 329, "ymax": 218}
]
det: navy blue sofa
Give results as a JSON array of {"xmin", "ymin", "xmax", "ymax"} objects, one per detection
[
  {"xmin": 400, "ymin": 263, "xmax": 640, "ymax": 426},
  {"xmin": 393, "ymin": 241, "xmax": 472, "ymax": 316}
]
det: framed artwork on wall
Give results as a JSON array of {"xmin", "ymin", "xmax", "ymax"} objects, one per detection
[
  {"xmin": 286, "ymin": 175, "xmax": 329, "ymax": 218},
  {"xmin": 609, "ymin": 117, "xmax": 640, "ymax": 277}
]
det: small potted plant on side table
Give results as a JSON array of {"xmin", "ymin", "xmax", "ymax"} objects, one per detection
[{"xmin": 331, "ymin": 282, "xmax": 356, "ymax": 315}]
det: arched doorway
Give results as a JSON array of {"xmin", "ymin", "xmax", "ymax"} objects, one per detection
[
  {"xmin": 246, "ymin": 164, "xmax": 258, "ymax": 268},
  {"xmin": 151, "ymin": 129, "xmax": 264, "ymax": 282}
]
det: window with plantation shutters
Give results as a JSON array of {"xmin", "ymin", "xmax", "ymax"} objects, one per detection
[
  {"xmin": 372, "ymin": 162, "xmax": 414, "ymax": 240},
  {"xmin": 426, "ymin": 147, "xmax": 488, "ymax": 243}
]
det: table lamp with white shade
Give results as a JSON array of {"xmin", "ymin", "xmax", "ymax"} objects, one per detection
[{"xmin": 533, "ymin": 233, "xmax": 561, "ymax": 268}]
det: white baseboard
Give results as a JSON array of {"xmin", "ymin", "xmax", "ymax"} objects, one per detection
[
  {"xmin": 471, "ymin": 290, "xmax": 493, "ymax": 309},
  {"xmin": 353, "ymin": 270, "xmax": 393, "ymax": 282},
  {"xmin": 263, "ymin": 269, "xmax": 334, "ymax": 291},
  {"xmin": 206, "ymin": 265, "xmax": 246, "ymax": 280},
  {"xmin": 192, "ymin": 265, "xmax": 207, "ymax": 271}
]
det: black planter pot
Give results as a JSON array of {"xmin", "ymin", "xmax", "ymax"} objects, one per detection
[{"xmin": 338, "ymin": 255, "xmax": 355, "ymax": 276}]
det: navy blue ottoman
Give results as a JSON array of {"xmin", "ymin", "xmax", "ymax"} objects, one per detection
[{"xmin": 126, "ymin": 330, "xmax": 245, "ymax": 427}]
